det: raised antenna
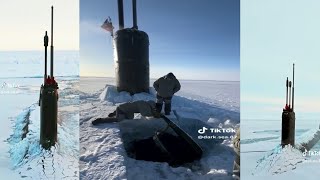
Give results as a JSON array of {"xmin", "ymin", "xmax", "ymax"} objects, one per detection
[
  {"xmin": 132, "ymin": 0, "xmax": 138, "ymax": 29},
  {"xmin": 289, "ymin": 81, "xmax": 292, "ymax": 109},
  {"xmin": 286, "ymin": 77, "xmax": 288, "ymax": 107},
  {"xmin": 118, "ymin": 0, "xmax": 124, "ymax": 30},
  {"xmin": 50, "ymin": 6, "xmax": 54, "ymax": 77},
  {"xmin": 44, "ymin": 31, "xmax": 48, "ymax": 84},
  {"xmin": 292, "ymin": 63, "xmax": 295, "ymax": 111}
]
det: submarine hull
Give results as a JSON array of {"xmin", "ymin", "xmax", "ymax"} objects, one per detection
[
  {"xmin": 40, "ymin": 85, "xmax": 58, "ymax": 149},
  {"xmin": 113, "ymin": 28, "xmax": 150, "ymax": 94},
  {"xmin": 281, "ymin": 111, "xmax": 295, "ymax": 147}
]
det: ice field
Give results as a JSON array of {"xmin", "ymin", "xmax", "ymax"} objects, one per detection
[
  {"xmin": 0, "ymin": 51, "xmax": 79, "ymax": 179},
  {"xmin": 241, "ymin": 117, "xmax": 320, "ymax": 180},
  {"xmin": 79, "ymin": 77, "xmax": 240, "ymax": 180}
]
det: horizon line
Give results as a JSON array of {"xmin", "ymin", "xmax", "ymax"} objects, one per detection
[
  {"xmin": 80, "ymin": 76, "xmax": 240, "ymax": 82},
  {"xmin": 0, "ymin": 49, "xmax": 79, "ymax": 52}
]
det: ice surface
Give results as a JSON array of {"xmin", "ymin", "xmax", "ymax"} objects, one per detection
[
  {"xmin": 3, "ymin": 78, "xmax": 79, "ymax": 179},
  {"xmin": 0, "ymin": 51, "xmax": 79, "ymax": 179},
  {"xmin": 99, "ymin": 86, "xmax": 156, "ymax": 104},
  {"xmin": 241, "ymin": 118, "xmax": 320, "ymax": 180},
  {"xmin": 0, "ymin": 51, "xmax": 79, "ymax": 78},
  {"xmin": 253, "ymin": 145, "xmax": 305, "ymax": 175},
  {"xmin": 79, "ymin": 77, "xmax": 240, "ymax": 180}
]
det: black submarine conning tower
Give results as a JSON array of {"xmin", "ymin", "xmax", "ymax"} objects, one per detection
[
  {"xmin": 103, "ymin": 0, "xmax": 149, "ymax": 94},
  {"xmin": 39, "ymin": 6, "xmax": 59, "ymax": 150},
  {"xmin": 281, "ymin": 63, "xmax": 295, "ymax": 147}
]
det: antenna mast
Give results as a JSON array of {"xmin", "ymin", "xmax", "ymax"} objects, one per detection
[
  {"xmin": 132, "ymin": 0, "xmax": 138, "ymax": 29},
  {"xmin": 118, "ymin": 0, "xmax": 124, "ymax": 30},
  {"xmin": 292, "ymin": 63, "xmax": 295, "ymax": 111},
  {"xmin": 44, "ymin": 31, "xmax": 48, "ymax": 84},
  {"xmin": 50, "ymin": 6, "xmax": 54, "ymax": 77}
]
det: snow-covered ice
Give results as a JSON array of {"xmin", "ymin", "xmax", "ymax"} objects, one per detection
[
  {"xmin": 0, "ymin": 51, "xmax": 79, "ymax": 179},
  {"xmin": 0, "ymin": 51, "xmax": 78, "ymax": 78},
  {"xmin": 0, "ymin": 77, "xmax": 80, "ymax": 179},
  {"xmin": 241, "ymin": 118, "xmax": 320, "ymax": 180},
  {"xmin": 79, "ymin": 77, "xmax": 240, "ymax": 180}
]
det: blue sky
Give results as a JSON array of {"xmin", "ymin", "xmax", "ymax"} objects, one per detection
[
  {"xmin": 241, "ymin": 0, "xmax": 320, "ymax": 120},
  {"xmin": 80, "ymin": 0, "xmax": 240, "ymax": 80}
]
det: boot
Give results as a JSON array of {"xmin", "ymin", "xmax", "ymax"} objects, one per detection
[
  {"xmin": 108, "ymin": 110, "xmax": 116, "ymax": 117},
  {"xmin": 156, "ymin": 103, "xmax": 163, "ymax": 113},
  {"xmin": 92, "ymin": 117, "xmax": 119, "ymax": 125},
  {"xmin": 164, "ymin": 103, "xmax": 171, "ymax": 115},
  {"xmin": 92, "ymin": 118, "xmax": 104, "ymax": 125}
]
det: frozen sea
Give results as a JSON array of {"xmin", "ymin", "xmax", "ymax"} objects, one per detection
[
  {"xmin": 79, "ymin": 77, "xmax": 240, "ymax": 180},
  {"xmin": 0, "ymin": 51, "xmax": 79, "ymax": 179},
  {"xmin": 241, "ymin": 105, "xmax": 320, "ymax": 179}
]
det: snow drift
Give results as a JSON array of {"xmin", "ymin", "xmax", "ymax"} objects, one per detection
[{"xmin": 80, "ymin": 79, "xmax": 240, "ymax": 180}]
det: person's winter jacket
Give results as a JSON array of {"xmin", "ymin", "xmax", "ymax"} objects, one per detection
[
  {"xmin": 233, "ymin": 128, "xmax": 240, "ymax": 155},
  {"xmin": 153, "ymin": 73, "xmax": 181, "ymax": 98}
]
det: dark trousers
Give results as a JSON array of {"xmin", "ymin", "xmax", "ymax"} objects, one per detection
[
  {"xmin": 156, "ymin": 95, "xmax": 172, "ymax": 114},
  {"xmin": 233, "ymin": 154, "xmax": 240, "ymax": 178}
]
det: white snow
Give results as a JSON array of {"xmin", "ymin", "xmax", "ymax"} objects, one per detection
[
  {"xmin": 79, "ymin": 77, "xmax": 240, "ymax": 180},
  {"xmin": 0, "ymin": 51, "xmax": 79, "ymax": 78},
  {"xmin": 253, "ymin": 145, "xmax": 305, "ymax": 175},
  {"xmin": 241, "ymin": 118, "xmax": 320, "ymax": 180},
  {"xmin": 2, "ymin": 78, "xmax": 80, "ymax": 179},
  {"xmin": 0, "ymin": 51, "xmax": 79, "ymax": 179}
]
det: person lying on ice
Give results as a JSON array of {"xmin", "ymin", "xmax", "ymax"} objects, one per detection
[
  {"xmin": 153, "ymin": 72, "xmax": 181, "ymax": 115},
  {"xmin": 92, "ymin": 100, "xmax": 161, "ymax": 125}
]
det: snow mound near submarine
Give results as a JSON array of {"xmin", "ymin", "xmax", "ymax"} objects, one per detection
[
  {"xmin": 253, "ymin": 145, "xmax": 305, "ymax": 175},
  {"xmin": 99, "ymin": 85, "xmax": 155, "ymax": 104}
]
